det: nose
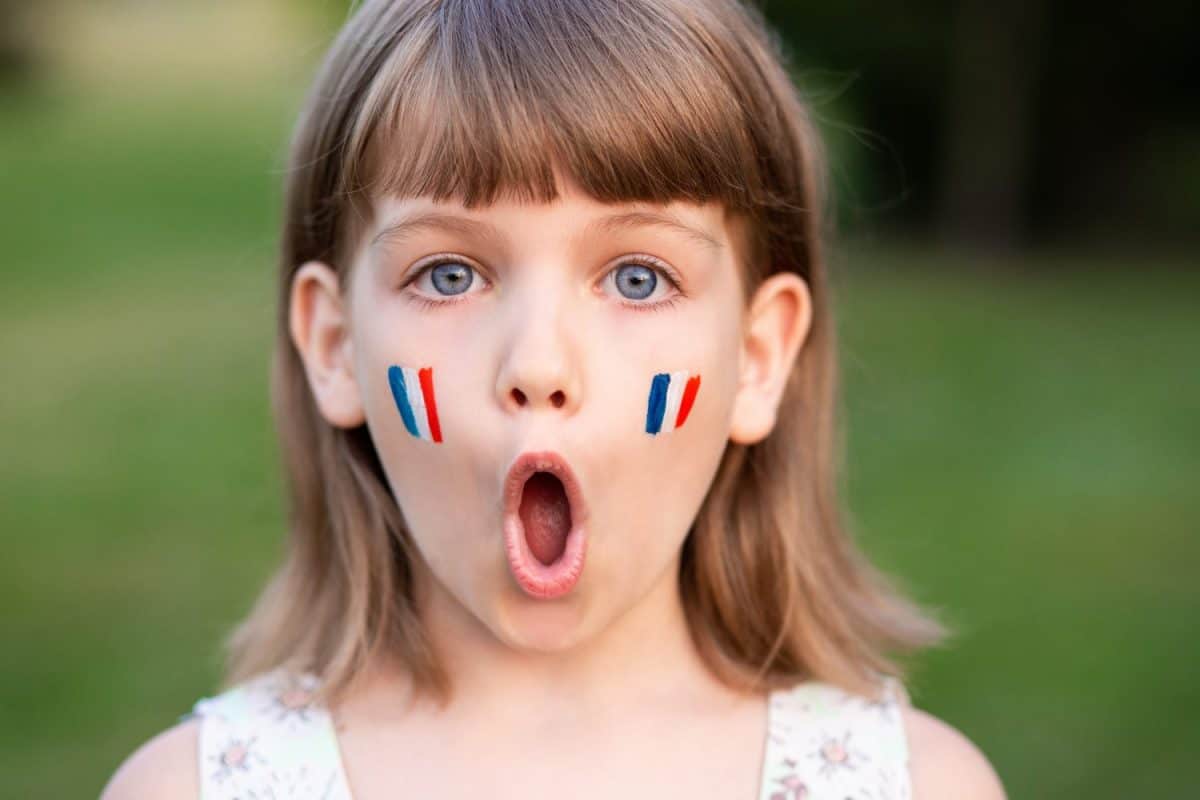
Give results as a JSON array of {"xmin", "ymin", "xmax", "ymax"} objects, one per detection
[
  {"xmin": 511, "ymin": 386, "xmax": 568, "ymax": 410},
  {"xmin": 495, "ymin": 289, "xmax": 582, "ymax": 417}
]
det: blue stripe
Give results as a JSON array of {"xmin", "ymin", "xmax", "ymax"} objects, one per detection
[
  {"xmin": 387, "ymin": 366, "xmax": 420, "ymax": 437},
  {"xmin": 645, "ymin": 373, "xmax": 670, "ymax": 434}
]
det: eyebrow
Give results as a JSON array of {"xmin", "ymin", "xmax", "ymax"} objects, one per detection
[
  {"xmin": 370, "ymin": 212, "xmax": 506, "ymax": 252},
  {"xmin": 589, "ymin": 210, "xmax": 724, "ymax": 253},
  {"xmin": 369, "ymin": 208, "xmax": 723, "ymax": 254}
]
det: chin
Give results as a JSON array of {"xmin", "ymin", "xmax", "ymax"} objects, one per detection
[{"xmin": 488, "ymin": 577, "xmax": 602, "ymax": 653}]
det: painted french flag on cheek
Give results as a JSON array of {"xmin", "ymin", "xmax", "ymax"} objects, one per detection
[
  {"xmin": 387, "ymin": 365, "xmax": 443, "ymax": 443},
  {"xmin": 645, "ymin": 371, "xmax": 701, "ymax": 435}
]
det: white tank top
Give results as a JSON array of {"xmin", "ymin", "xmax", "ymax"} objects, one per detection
[{"xmin": 186, "ymin": 667, "xmax": 911, "ymax": 799}]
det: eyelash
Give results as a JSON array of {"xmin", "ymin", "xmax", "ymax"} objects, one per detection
[{"xmin": 399, "ymin": 254, "xmax": 686, "ymax": 313}]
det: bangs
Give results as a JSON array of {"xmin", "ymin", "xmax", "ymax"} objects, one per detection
[{"xmin": 341, "ymin": 0, "xmax": 767, "ymax": 213}]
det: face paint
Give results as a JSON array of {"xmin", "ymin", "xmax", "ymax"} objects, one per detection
[
  {"xmin": 387, "ymin": 365, "xmax": 443, "ymax": 443},
  {"xmin": 644, "ymin": 371, "xmax": 701, "ymax": 435}
]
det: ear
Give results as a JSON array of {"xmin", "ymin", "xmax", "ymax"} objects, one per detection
[
  {"xmin": 729, "ymin": 271, "xmax": 813, "ymax": 445},
  {"xmin": 288, "ymin": 260, "xmax": 366, "ymax": 428}
]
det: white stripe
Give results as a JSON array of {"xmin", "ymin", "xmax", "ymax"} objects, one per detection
[
  {"xmin": 660, "ymin": 370, "xmax": 688, "ymax": 433},
  {"xmin": 404, "ymin": 366, "xmax": 431, "ymax": 441}
]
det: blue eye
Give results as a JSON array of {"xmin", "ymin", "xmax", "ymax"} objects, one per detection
[
  {"xmin": 614, "ymin": 263, "xmax": 657, "ymax": 300},
  {"xmin": 429, "ymin": 261, "xmax": 474, "ymax": 295},
  {"xmin": 404, "ymin": 254, "xmax": 681, "ymax": 312}
]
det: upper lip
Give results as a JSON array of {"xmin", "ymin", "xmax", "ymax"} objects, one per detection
[{"xmin": 502, "ymin": 450, "xmax": 590, "ymax": 527}]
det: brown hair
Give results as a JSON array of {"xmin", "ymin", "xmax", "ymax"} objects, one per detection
[{"xmin": 223, "ymin": 0, "xmax": 947, "ymax": 709}]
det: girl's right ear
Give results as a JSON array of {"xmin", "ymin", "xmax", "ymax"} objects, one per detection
[{"xmin": 288, "ymin": 260, "xmax": 367, "ymax": 428}]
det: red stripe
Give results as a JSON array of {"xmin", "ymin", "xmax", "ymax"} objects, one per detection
[
  {"xmin": 674, "ymin": 375, "xmax": 700, "ymax": 428},
  {"xmin": 419, "ymin": 367, "xmax": 442, "ymax": 443}
]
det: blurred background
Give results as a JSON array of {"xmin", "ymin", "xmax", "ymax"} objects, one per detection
[{"xmin": 1, "ymin": 1, "xmax": 1196, "ymax": 797}]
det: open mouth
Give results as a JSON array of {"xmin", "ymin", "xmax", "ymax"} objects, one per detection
[
  {"xmin": 520, "ymin": 471, "xmax": 572, "ymax": 565},
  {"xmin": 502, "ymin": 451, "xmax": 589, "ymax": 599}
]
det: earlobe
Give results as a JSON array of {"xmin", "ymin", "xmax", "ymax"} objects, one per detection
[
  {"xmin": 288, "ymin": 261, "xmax": 366, "ymax": 428},
  {"xmin": 728, "ymin": 272, "xmax": 813, "ymax": 445}
]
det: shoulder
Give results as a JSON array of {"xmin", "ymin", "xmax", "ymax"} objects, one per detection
[
  {"xmin": 900, "ymin": 704, "xmax": 1007, "ymax": 800},
  {"xmin": 99, "ymin": 718, "xmax": 200, "ymax": 800},
  {"xmin": 97, "ymin": 668, "xmax": 298, "ymax": 800}
]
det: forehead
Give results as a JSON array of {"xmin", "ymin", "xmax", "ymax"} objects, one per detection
[
  {"xmin": 371, "ymin": 198, "xmax": 725, "ymax": 254},
  {"xmin": 366, "ymin": 169, "xmax": 735, "ymax": 254}
]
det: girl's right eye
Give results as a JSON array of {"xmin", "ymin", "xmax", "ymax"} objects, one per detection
[{"xmin": 403, "ymin": 257, "xmax": 487, "ymax": 306}]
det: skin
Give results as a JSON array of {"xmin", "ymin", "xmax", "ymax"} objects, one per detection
[{"xmin": 100, "ymin": 169, "xmax": 1007, "ymax": 799}]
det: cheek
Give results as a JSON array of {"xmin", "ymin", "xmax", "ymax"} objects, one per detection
[
  {"xmin": 642, "ymin": 370, "xmax": 703, "ymax": 435},
  {"xmin": 349, "ymin": 307, "xmax": 498, "ymax": 503},
  {"xmin": 617, "ymin": 304, "xmax": 739, "ymax": 441},
  {"xmin": 350, "ymin": 301, "xmax": 473, "ymax": 445},
  {"xmin": 351, "ymin": 325, "xmax": 497, "ymax": 564},
  {"xmin": 379, "ymin": 363, "xmax": 444, "ymax": 443},
  {"xmin": 593, "ymin": 308, "xmax": 738, "ymax": 542}
]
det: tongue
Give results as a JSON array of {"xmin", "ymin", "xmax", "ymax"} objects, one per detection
[{"xmin": 518, "ymin": 472, "xmax": 572, "ymax": 565}]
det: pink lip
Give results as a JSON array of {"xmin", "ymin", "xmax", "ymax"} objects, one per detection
[{"xmin": 502, "ymin": 450, "xmax": 590, "ymax": 600}]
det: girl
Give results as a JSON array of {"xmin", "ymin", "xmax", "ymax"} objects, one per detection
[{"xmin": 103, "ymin": 1, "xmax": 1005, "ymax": 798}]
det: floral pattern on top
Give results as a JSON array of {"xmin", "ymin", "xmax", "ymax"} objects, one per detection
[
  {"xmin": 187, "ymin": 668, "xmax": 910, "ymax": 799},
  {"xmin": 185, "ymin": 669, "xmax": 353, "ymax": 800},
  {"xmin": 758, "ymin": 677, "xmax": 911, "ymax": 800}
]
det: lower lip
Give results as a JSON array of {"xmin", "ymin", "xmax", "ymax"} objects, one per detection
[{"xmin": 503, "ymin": 510, "xmax": 588, "ymax": 600}]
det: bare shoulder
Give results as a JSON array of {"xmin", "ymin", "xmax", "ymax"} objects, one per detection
[
  {"xmin": 99, "ymin": 717, "xmax": 200, "ymax": 800},
  {"xmin": 900, "ymin": 704, "xmax": 1007, "ymax": 800}
]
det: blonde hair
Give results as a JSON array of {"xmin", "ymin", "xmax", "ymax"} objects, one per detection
[{"xmin": 224, "ymin": 0, "xmax": 947, "ymax": 708}]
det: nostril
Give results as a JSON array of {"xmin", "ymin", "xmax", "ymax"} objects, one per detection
[
  {"xmin": 512, "ymin": 388, "xmax": 527, "ymax": 406},
  {"xmin": 550, "ymin": 390, "xmax": 565, "ymax": 409}
]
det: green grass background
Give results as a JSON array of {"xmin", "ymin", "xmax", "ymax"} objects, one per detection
[{"xmin": 2, "ymin": 81, "xmax": 1196, "ymax": 799}]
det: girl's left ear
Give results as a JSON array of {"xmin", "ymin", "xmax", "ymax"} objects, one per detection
[{"xmin": 729, "ymin": 271, "xmax": 813, "ymax": 445}]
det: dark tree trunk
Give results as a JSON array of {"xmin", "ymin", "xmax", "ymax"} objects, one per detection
[
  {"xmin": 0, "ymin": 0, "xmax": 37, "ymax": 86},
  {"xmin": 937, "ymin": 0, "xmax": 1047, "ymax": 252}
]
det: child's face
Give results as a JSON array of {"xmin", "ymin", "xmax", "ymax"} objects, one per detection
[{"xmin": 290, "ymin": 171, "xmax": 810, "ymax": 655}]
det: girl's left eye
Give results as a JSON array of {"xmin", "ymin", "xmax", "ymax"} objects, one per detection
[{"xmin": 602, "ymin": 257, "xmax": 684, "ymax": 309}]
